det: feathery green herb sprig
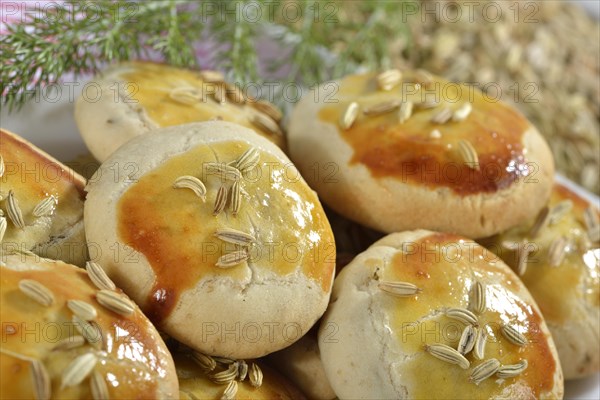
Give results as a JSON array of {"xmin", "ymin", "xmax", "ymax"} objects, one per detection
[{"xmin": 1, "ymin": 0, "xmax": 415, "ymax": 111}]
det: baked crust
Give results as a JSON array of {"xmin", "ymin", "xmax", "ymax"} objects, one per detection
[
  {"xmin": 287, "ymin": 71, "xmax": 555, "ymax": 238},
  {"xmin": 481, "ymin": 182, "xmax": 600, "ymax": 379},
  {"xmin": 318, "ymin": 230, "xmax": 563, "ymax": 399},
  {"xmin": 75, "ymin": 61, "xmax": 285, "ymax": 161},
  {"xmin": 0, "ymin": 252, "xmax": 178, "ymax": 399},
  {"xmin": 1, "ymin": 129, "xmax": 88, "ymax": 266},
  {"xmin": 84, "ymin": 121, "xmax": 335, "ymax": 359}
]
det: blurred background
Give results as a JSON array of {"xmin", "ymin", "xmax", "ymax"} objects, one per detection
[
  {"xmin": 2, "ymin": 0, "xmax": 599, "ymax": 194},
  {"xmin": 393, "ymin": 0, "xmax": 599, "ymax": 194},
  {"xmin": 274, "ymin": 0, "xmax": 599, "ymax": 194}
]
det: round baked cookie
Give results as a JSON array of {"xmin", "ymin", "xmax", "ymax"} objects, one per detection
[
  {"xmin": 0, "ymin": 252, "xmax": 178, "ymax": 399},
  {"xmin": 319, "ymin": 230, "xmax": 563, "ymax": 399},
  {"xmin": 75, "ymin": 61, "xmax": 285, "ymax": 161},
  {"xmin": 481, "ymin": 181, "xmax": 599, "ymax": 379},
  {"xmin": 84, "ymin": 121, "xmax": 335, "ymax": 359},
  {"xmin": 267, "ymin": 329, "xmax": 336, "ymax": 400},
  {"xmin": 287, "ymin": 70, "xmax": 555, "ymax": 238},
  {"xmin": 1, "ymin": 129, "xmax": 88, "ymax": 266},
  {"xmin": 175, "ymin": 353, "xmax": 306, "ymax": 399}
]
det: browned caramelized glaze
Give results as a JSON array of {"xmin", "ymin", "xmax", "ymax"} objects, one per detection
[
  {"xmin": 381, "ymin": 233, "xmax": 556, "ymax": 398},
  {"xmin": 0, "ymin": 258, "xmax": 167, "ymax": 399},
  {"xmin": 0, "ymin": 130, "xmax": 84, "ymax": 211},
  {"xmin": 318, "ymin": 72, "xmax": 531, "ymax": 195},
  {"xmin": 121, "ymin": 62, "xmax": 285, "ymax": 148},
  {"xmin": 118, "ymin": 141, "xmax": 335, "ymax": 324},
  {"xmin": 490, "ymin": 184, "xmax": 600, "ymax": 323}
]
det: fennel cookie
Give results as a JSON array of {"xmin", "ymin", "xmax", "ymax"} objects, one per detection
[
  {"xmin": 175, "ymin": 352, "xmax": 306, "ymax": 400},
  {"xmin": 318, "ymin": 230, "xmax": 563, "ymax": 399},
  {"xmin": 84, "ymin": 121, "xmax": 335, "ymax": 359},
  {"xmin": 75, "ymin": 61, "xmax": 285, "ymax": 161},
  {"xmin": 288, "ymin": 70, "xmax": 554, "ymax": 238},
  {"xmin": 0, "ymin": 129, "xmax": 88, "ymax": 266},
  {"xmin": 483, "ymin": 181, "xmax": 600, "ymax": 379},
  {"xmin": 0, "ymin": 252, "xmax": 178, "ymax": 399}
]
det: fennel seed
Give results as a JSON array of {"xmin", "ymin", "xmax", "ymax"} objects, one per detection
[
  {"xmin": 457, "ymin": 325, "xmax": 476, "ymax": 355},
  {"xmin": 424, "ymin": 343, "xmax": 470, "ymax": 369},
  {"xmin": 249, "ymin": 363, "xmax": 263, "ymax": 387},
  {"xmin": 31, "ymin": 360, "xmax": 51, "ymax": 400},
  {"xmin": 18, "ymin": 279, "xmax": 54, "ymax": 306},
  {"xmin": 340, "ymin": 102, "xmax": 359, "ymax": 130},
  {"xmin": 192, "ymin": 351, "xmax": 217, "ymax": 372},
  {"xmin": 67, "ymin": 299, "xmax": 97, "ymax": 321},
  {"xmin": 468, "ymin": 280, "xmax": 486, "ymax": 314},
  {"xmin": 363, "ymin": 100, "xmax": 402, "ymax": 116},
  {"xmin": 210, "ymin": 363, "xmax": 238, "ymax": 384},
  {"xmin": 61, "ymin": 353, "xmax": 97, "ymax": 388},
  {"xmin": 548, "ymin": 200, "xmax": 573, "ymax": 225},
  {"xmin": 378, "ymin": 281, "xmax": 422, "ymax": 297},
  {"xmin": 173, "ymin": 176, "xmax": 207, "ymax": 200},
  {"xmin": 376, "ymin": 69, "xmax": 402, "ymax": 91},
  {"xmin": 169, "ymin": 87, "xmax": 202, "ymax": 105},
  {"xmin": 0, "ymin": 217, "xmax": 6, "ymax": 242},
  {"xmin": 430, "ymin": 129, "xmax": 442, "ymax": 139},
  {"xmin": 32, "ymin": 196, "xmax": 56, "ymax": 217},
  {"xmin": 95, "ymin": 290, "xmax": 135, "ymax": 316},
  {"xmin": 230, "ymin": 181, "xmax": 241, "ymax": 215},
  {"xmin": 85, "ymin": 261, "xmax": 116, "ymax": 291},
  {"xmin": 213, "ymin": 185, "xmax": 228, "ymax": 215},
  {"xmin": 547, "ymin": 236, "xmax": 568, "ymax": 267},
  {"xmin": 445, "ymin": 307, "xmax": 478, "ymax": 325},
  {"xmin": 6, "ymin": 190, "xmax": 25, "ymax": 229},
  {"xmin": 205, "ymin": 163, "xmax": 241, "ymax": 182},
  {"xmin": 199, "ymin": 70, "xmax": 225, "ymax": 83},
  {"xmin": 457, "ymin": 140, "xmax": 480, "ymax": 170},
  {"xmin": 53, "ymin": 335, "xmax": 85, "ymax": 351},
  {"xmin": 214, "ymin": 228, "xmax": 256, "ymax": 246},
  {"xmin": 221, "ymin": 380, "xmax": 238, "ymax": 400},
  {"xmin": 473, "ymin": 328, "xmax": 487, "ymax": 360},
  {"xmin": 496, "ymin": 360, "xmax": 528, "ymax": 379},
  {"xmin": 237, "ymin": 360, "xmax": 248, "ymax": 381},
  {"xmin": 470, "ymin": 358, "xmax": 500, "ymax": 385},
  {"xmin": 500, "ymin": 324, "xmax": 528, "ymax": 346},
  {"xmin": 250, "ymin": 112, "xmax": 282, "ymax": 136},
  {"xmin": 452, "ymin": 102, "xmax": 473, "ymax": 121},
  {"xmin": 398, "ymin": 101, "xmax": 414, "ymax": 124},
  {"xmin": 216, "ymin": 250, "xmax": 249, "ymax": 268},
  {"xmin": 234, "ymin": 148, "xmax": 260, "ymax": 173},
  {"xmin": 430, "ymin": 107, "xmax": 453, "ymax": 124},
  {"xmin": 90, "ymin": 370, "xmax": 109, "ymax": 400}
]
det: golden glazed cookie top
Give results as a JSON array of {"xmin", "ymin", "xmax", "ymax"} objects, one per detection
[
  {"xmin": 489, "ymin": 183, "xmax": 600, "ymax": 324},
  {"xmin": 377, "ymin": 232, "xmax": 558, "ymax": 399},
  {"xmin": 117, "ymin": 139, "xmax": 335, "ymax": 324},
  {"xmin": 0, "ymin": 254, "xmax": 177, "ymax": 399},
  {"xmin": 318, "ymin": 230, "xmax": 562, "ymax": 399},
  {"xmin": 116, "ymin": 61, "xmax": 285, "ymax": 148},
  {"xmin": 0, "ymin": 129, "xmax": 85, "ymax": 251},
  {"xmin": 318, "ymin": 70, "xmax": 532, "ymax": 195}
]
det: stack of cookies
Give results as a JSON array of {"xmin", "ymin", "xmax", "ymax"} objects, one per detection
[{"xmin": 1, "ymin": 62, "xmax": 597, "ymax": 399}]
